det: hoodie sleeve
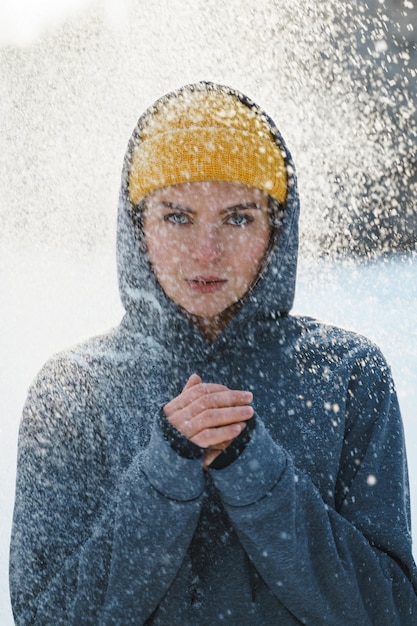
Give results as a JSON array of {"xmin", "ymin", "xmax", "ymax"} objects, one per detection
[
  {"xmin": 9, "ymin": 357, "xmax": 205, "ymax": 626},
  {"xmin": 209, "ymin": 349, "xmax": 417, "ymax": 625}
]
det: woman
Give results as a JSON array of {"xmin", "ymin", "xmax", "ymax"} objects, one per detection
[{"xmin": 10, "ymin": 82, "xmax": 417, "ymax": 624}]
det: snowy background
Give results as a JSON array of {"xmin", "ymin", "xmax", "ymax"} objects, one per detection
[{"xmin": 1, "ymin": 0, "xmax": 416, "ymax": 623}]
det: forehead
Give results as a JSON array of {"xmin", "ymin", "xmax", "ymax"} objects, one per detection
[{"xmin": 146, "ymin": 181, "xmax": 269, "ymax": 208}]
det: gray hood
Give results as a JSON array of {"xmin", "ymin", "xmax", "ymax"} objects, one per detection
[{"xmin": 116, "ymin": 82, "xmax": 300, "ymax": 341}]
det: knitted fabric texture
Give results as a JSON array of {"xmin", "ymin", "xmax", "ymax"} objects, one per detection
[{"xmin": 128, "ymin": 84, "xmax": 287, "ymax": 204}]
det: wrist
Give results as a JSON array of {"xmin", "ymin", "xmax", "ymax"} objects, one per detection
[
  {"xmin": 209, "ymin": 414, "xmax": 256, "ymax": 470},
  {"xmin": 158, "ymin": 407, "xmax": 203, "ymax": 460}
]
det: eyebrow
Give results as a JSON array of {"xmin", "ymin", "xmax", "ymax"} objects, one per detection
[
  {"xmin": 157, "ymin": 201, "xmax": 195, "ymax": 214},
  {"xmin": 155, "ymin": 201, "xmax": 263, "ymax": 213},
  {"xmin": 221, "ymin": 202, "xmax": 263, "ymax": 213}
]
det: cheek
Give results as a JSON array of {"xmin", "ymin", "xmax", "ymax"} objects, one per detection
[
  {"xmin": 146, "ymin": 230, "xmax": 183, "ymax": 268},
  {"xmin": 231, "ymin": 231, "xmax": 270, "ymax": 287},
  {"xmin": 145, "ymin": 236, "xmax": 189, "ymax": 294},
  {"xmin": 237, "ymin": 230, "xmax": 270, "ymax": 262}
]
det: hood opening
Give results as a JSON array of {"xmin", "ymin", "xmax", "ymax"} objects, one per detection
[{"xmin": 116, "ymin": 82, "xmax": 300, "ymax": 334}]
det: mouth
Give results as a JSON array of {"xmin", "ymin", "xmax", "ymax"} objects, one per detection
[{"xmin": 186, "ymin": 276, "xmax": 228, "ymax": 294}]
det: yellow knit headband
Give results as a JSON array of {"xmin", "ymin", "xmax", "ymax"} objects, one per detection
[{"xmin": 128, "ymin": 87, "xmax": 287, "ymax": 205}]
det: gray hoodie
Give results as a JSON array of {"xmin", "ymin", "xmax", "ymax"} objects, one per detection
[{"xmin": 10, "ymin": 83, "xmax": 417, "ymax": 625}]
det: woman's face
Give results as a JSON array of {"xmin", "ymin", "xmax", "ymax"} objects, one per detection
[{"xmin": 143, "ymin": 181, "xmax": 271, "ymax": 321}]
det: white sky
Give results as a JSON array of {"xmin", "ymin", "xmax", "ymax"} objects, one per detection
[{"xmin": 0, "ymin": 0, "xmax": 126, "ymax": 46}]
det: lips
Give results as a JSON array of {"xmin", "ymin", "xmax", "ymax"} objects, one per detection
[{"xmin": 186, "ymin": 276, "xmax": 227, "ymax": 294}]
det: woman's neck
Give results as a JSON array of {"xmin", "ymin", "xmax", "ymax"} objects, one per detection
[{"xmin": 186, "ymin": 303, "xmax": 241, "ymax": 343}]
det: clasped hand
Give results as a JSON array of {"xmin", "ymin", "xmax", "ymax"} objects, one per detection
[{"xmin": 163, "ymin": 374, "xmax": 254, "ymax": 469}]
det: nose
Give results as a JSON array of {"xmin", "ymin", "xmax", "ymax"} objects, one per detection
[{"xmin": 190, "ymin": 225, "xmax": 222, "ymax": 264}]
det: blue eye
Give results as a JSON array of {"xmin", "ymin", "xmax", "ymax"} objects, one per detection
[
  {"xmin": 226, "ymin": 213, "xmax": 253, "ymax": 227},
  {"xmin": 165, "ymin": 213, "xmax": 190, "ymax": 225}
]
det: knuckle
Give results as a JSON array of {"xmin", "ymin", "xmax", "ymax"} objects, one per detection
[
  {"xmin": 198, "ymin": 396, "xmax": 211, "ymax": 411},
  {"xmin": 170, "ymin": 410, "xmax": 193, "ymax": 436},
  {"xmin": 195, "ymin": 411, "xmax": 214, "ymax": 433},
  {"xmin": 192, "ymin": 429, "xmax": 211, "ymax": 449},
  {"xmin": 201, "ymin": 408, "xmax": 217, "ymax": 422},
  {"xmin": 196, "ymin": 383, "xmax": 216, "ymax": 396},
  {"xmin": 181, "ymin": 419, "xmax": 192, "ymax": 438}
]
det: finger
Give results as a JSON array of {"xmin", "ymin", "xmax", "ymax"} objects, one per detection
[
  {"xmin": 207, "ymin": 438, "xmax": 234, "ymax": 452},
  {"xmin": 191, "ymin": 422, "xmax": 247, "ymax": 449},
  {"xmin": 183, "ymin": 374, "xmax": 202, "ymax": 390},
  {"xmin": 203, "ymin": 437, "xmax": 238, "ymax": 469},
  {"xmin": 185, "ymin": 389, "xmax": 253, "ymax": 416},
  {"xmin": 167, "ymin": 390, "xmax": 253, "ymax": 436},
  {"xmin": 165, "ymin": 382, "xmax": 232, "ymax": 415},
  {"xmin": 182, "ymin": 405, "xmax": 253, "ymax": 439},
  {"xmin": 203, "ymin": 448, "xmax": 223, "ymax": 470}
]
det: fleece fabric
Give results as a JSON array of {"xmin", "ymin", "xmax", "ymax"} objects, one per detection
[{"xmin": 9, "ymin": 83, "xmax": 417, "ymax": 625}]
